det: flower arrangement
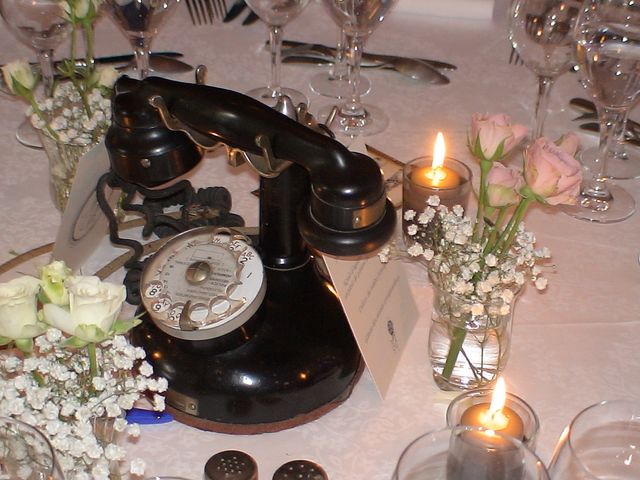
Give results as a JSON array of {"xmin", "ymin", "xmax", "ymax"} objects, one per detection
[
  {"xmin": 380, "ymin": 113, "xmax": 583, "ymax": 390},
  {"xmin": 1, "ymin": 0, "xmax": 117, "ymax": 145},
  {"xmin": 0, "ymin": 261, "xmax": 166, "ymax": 479}
]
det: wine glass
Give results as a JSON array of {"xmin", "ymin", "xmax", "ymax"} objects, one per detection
[
  {"xmin": 245, "ymin": 0, "xmax": 309, "ymax": 107},
  {"xmin": 0, "ymin": 417, "xmax": 64, "ymax": 479},
  {"xmin": 561, "ymin": 0, "xmax": 639, "ymax": 223},
  {"xmin": 579, "ymin": 109, "xmax": 640, "ymax": 180},
  {"xmin": 320, "ymin": 0, "xmax": 398, "ymax": 137},
  {"xmin": 509, "ymin": 0, "xmax": 580, "ymax": 139},
  {"xmin": 0, "ymin": 0, "xmax": 71, "ymax": 147},
  {"xmin": 309, "ymin": 26, "xmax": 371, "ymax": 98},
  {"xmin": 548, "ymin": 400, "xmax": 640, "ymax": 479},
  {"xmin": 104, "ymin": 0, "xmax": 180, "ymax": 79}
]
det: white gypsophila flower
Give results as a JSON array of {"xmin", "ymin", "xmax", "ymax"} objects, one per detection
[
  {"xmin": 471, "ymin": 303, "xmax": 485, "ymax": 316},
  {"xmin": 404, "ymin": 209, "xmax": 416, "ymax": 221},
  {"xmin": 534, "ymin": 277, "xmax": 548, "ymax": 290},
  {"xmin": 130, "ymin": 458, "xmax": 146, "ymax": 476},
  {"xmin": 126, "ymin": 423, "xmax": 141, "ymax": 437},
  {"xmin": 139, "ymin": 361, "xmax": 153, "ymax": 377},
  {"xmin": 427, "ymin": 195, "xmax": 440, "ymax": 207},
  {"xmin": 407, "ymin": 244, "xmax": 424, "ymax": 257},
  {"xmin": 407, "ymin": 224, "xmax": 418, "ymax": 236}
]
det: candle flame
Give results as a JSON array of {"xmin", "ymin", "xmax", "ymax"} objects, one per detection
[
  {"xmin": 479, "ymin": 378, "xmax": 509, "ymax": 430},
  {"xmin": 431, "ymin": 132, "xmax": 446, "ymax": 169},
  {"xmin": 489, "ymin": 377, "xmax": 507, "ymax": 414}
]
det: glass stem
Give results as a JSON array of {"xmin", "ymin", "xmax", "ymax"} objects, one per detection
[
  {"xmin": 37, "ymin": 49, "xmax": 56, "ymax": 97},
  {"xmin": 267, "ymin": 24, "xmax": 283, "ymax": 97},
  {"xmin": 331, "ymin": 27, "xmax": 348, "ymax": 80},
  {"xmin": 342, "ymin": 33, "xmax": 366, "ymax": 117},
  {"xmin": 583, "ymin": 105, "xmax": 626, "ymax": 200},
  {"xmin": 133, "ymin": 37, "xmax": 152, "ymax": 79},
  {"xmin": 533, "ymin": 75, "xmax": 554, "ymax": 139}
]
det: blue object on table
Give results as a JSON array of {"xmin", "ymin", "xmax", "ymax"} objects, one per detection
[{"xmin": 126, "ymin": 408, "xmax": 174, "ymax": 424}]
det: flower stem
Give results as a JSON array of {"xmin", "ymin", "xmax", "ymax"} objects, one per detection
[
  {"xmin": 497, "ymin": 197, "xmax": 533, "ymax": 255},
  {"xmin": 483, "ymin": 207, "xmax": 507, "ymax": 255},
  {"xmin": 87, "ymin": 342, "xmax": 99, "ymax": 378},
  {"xmin": 442, "ymin": 325, "xmax": 466, "ymax": 381},
  {"xmin": 26, "ymin": 92, "xmax": 59, "ymax": 140},
  {"xmin": 473, "ymin": 159, "xmax": 492, "ymax": 242}
]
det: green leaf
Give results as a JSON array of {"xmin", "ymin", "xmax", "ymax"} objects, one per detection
[
  {"xmin": 111, "ymin": 317, "xmax": 142, "ymax": 335},
  {"xmin": 0, "ymin": 336, "xmax": 13, "ymax": 346},
  {"xmin": 14, "ymin": 338, "xmax": 34, "ymax": 354},
  {"xmin": 61, "ymin": 336, "xmax": 90, "ymax": 348}
]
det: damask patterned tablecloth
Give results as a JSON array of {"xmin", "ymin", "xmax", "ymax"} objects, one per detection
[{"xmin": 1, "ymin": 1, "xmax": 639, "ymax": 479}]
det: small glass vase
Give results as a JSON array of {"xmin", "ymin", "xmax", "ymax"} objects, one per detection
[
  {"xmin": 39, "ymin": 132, "xmax": 102, "ymax": 212},
  {"xmin": 428, "ymin": 280, "xmax": 521, "ymax": 391}
]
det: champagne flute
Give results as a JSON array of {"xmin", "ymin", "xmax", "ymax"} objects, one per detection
[
  {"xmin": 561, "ymin": 0, "xmax": 639, "ymax": 223},
  {"xmin": 245, "ymin": 0, "xmax": 310, "ymax": 107},
  {"xmin": 104, "ymin": 0, "xmax": 180, "ymax": 79},
  {"xmin": 509, "ymin": 0, "xmax": 580, "ymax": 139},
  {"xmin": 0, "ymin": 0, "xmax": 71, "ymax": 147},
  {"xmin": 308, "ymin": 26, "xmax": 371, "ymax": 98},
  {"xmin": 321, "ymin": 0, "xmax": 398, "ymax": 137}
]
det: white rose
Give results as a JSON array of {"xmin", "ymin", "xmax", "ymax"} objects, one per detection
[
  {"xmin": 1, "ymin": 59, "xmax": 37, "ymax": 95},
  {"xmin": 39, "ymin": 260, "xmax": 71, "ymax": 305},
  {"xmin": 43, "ymin": 276, "xmax": 126, "ymax": 343},
  {"xmin": 92, "ymin": 66, "xmax": 120, "ymax": 89},
  {"xmin": 0, "ymin": 276, "xmax": 43, "ymax": 340}
]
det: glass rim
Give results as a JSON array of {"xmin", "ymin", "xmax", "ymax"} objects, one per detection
[
  {"xmin": 564, "ymin": 398, "xmax": 640, "ymax": 479},
  {"xmin": 445, "ymin": 388, "xmax": 540, "ymax": 435},
  {"xmin": 393, "ymin": 424, "xmax": 549, "ymax": 480},
  {"xmin": 404, "ymin": 155, "xmax": 472, "ymax": 186}
]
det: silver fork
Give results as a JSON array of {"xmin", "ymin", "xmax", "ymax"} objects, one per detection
[{"xmin": 185, "ymin": 0, "xmax": 227, "ymax": 24}]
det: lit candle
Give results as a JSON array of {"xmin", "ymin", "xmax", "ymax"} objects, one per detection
[
  {"xmin": 411, "ymin": 132, "xmax": 461, "ymax": 189},
  {"xmin": 459, "ymin": 378, "xmax": 525, "ymax": 442},
  {"xmin": 446, "ymin": 379, "xmax": 526, "ymax": 480}
]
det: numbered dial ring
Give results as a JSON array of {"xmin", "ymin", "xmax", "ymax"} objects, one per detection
[{"xmin": 141, "ymin": 227, "xmax": 265, "ymax": 341}]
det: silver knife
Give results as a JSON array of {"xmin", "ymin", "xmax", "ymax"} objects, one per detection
[
  {"xmin": 280, "ymin": 40, "xmax": 457, "ymax": 71},
  {"xmin": 282, "ymin": 55, "xmax": 449, "ymax": 85}
]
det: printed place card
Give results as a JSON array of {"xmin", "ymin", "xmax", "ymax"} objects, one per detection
[{"xmin": 323, "ymin": 253, "xmax": 418, "ymax": 398}]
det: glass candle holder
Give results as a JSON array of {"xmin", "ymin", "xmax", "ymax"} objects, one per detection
[
  {"xmin": 446, "ymin": 389, "xmax": 540, "ymax": 450},
  {"xmin": 548, "ymin": 399, "xmax": 640, "ymax": 479},
  {"xmin": 392, "ymin": 426, "xmax": 549, "ymax": 480},
  {"xmin": 402, "ymin": 156, "xmax": 472, "ymax": 243}
]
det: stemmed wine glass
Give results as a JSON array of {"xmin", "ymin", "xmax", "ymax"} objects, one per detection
[
  {"xmin": 509, "ymin": 0, "xmax": 580, "ymax": 139},
  {"xmin": 309, "ymin": 26, "xmax": 370, "ymax": 98},
  {"xmin": 579, "ymin": 107, "xmax": 640, "ymax": 180},
  {"xmin": 320, "ymin": 0, "xmax": 398, "ymax": 137},
  {"xmin": 561, "ymin": 0, "xmax": 639, "ymax": 223},
  {"xmin": 245, "ymin": 0, "xmax": 310, "ymax": 107},
  {"xmin": 104, "ymin": 0, "xmax": 180, "ymax": 79},
  {"xmin": 0, "ymin": 0, "xmax": 71, "ymax": 148}
]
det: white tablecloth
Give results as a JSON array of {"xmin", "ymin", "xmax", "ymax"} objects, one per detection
[{"xmin": 1, "ymin": 1, "xmax": 639, "ymax": 478}]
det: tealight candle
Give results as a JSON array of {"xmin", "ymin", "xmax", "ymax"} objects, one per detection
[
  {"xmin": 411, "ymin": 133, "xmax": 461, "ymax": 190},
  {"xmin": 402, "ymin": 132, "xmax": 472, "ymax": 244},
  {"xmin": 459, "ymin": 378, "xmax": 525, "ymax": 442}
]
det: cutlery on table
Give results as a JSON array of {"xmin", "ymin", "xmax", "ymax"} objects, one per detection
[
  {"xmin": 570, "ymin": 97, "xmax": 640, "ymax": 139},
  {"xmin": 282, "ymin": 54, "xmax": 450, "ymax": 85},
  {"xmin": 223, "ymin": 0, "xmax": 246, "ymax": 21},
  {"xmin": 578, "ymin": 122, "xmax": 640, "ymax": 147},
  {"xmin": 115, "ymin": 55, "xmax": 194, "ymax": 73},
  {"xmin": 280, "ymin": 39, "xmax": 457, "ymax": 71}
]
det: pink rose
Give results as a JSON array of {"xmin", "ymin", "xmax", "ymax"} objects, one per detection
[
  {"xmin": 524, "ymin": 137, "xmax": 582, "ymax": 206},
  {"xmin": 469, "ymin": 113, "xmax": 528, "ymax": 161},
  {"xmin": 556, "ymin": 132, "xmax": 580, "ymax": 157},
  {"xmin": 486, "ymin": 163, "xmax": 523, "ymax": 207}
]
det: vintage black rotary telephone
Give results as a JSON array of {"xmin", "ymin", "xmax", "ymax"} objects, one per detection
[{"xmin": 101, "ymin": 75, "xmax": 396, "ymax": 433}]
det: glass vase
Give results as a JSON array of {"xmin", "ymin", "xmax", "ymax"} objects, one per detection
[
  {"xmin": 428, "ymin": 281, "xmax": 520, "ymax": 391},
  {"xmin": 39, "ymin": 132, "xmax": 101, "ymax": 212}
]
